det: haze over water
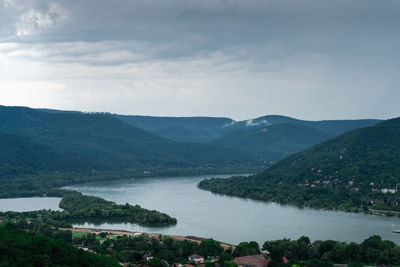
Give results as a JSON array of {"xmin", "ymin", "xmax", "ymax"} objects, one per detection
[{"xmin": 65, "ymin": 175, "xmax": 400, "ymax": 245}]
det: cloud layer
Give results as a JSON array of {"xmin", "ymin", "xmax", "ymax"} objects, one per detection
[{"xmin": 0, "ymin": 0, "xmax": 399, "ymax": 120}]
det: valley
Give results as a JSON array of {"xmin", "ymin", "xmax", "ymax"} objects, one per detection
[{"xmin": 0, "ymin": 106, "xmax": 399, "ymax": 266}]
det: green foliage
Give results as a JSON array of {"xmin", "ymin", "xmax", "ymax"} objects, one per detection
[
  {"xmin": 198, "ymin": 239, "xmax": 224, "ymax": 257},
  {"xmin": 0, "ymin": 105, "xmax": 263, "ymax": 182},
  {"xmin": 233, "ymin": 241, "xmax": 261, "ymax": 257},
  {"xmin": 212, "ymin": 123, "xmax": 333, "ymax": 160},
  {"xmin": 93, "ymin": 234, "xmax": 200, "ymax": 264},
  {"xmin": 5, "ymin": 220, "xmax": 400, "ymax": 266},
  {"xmin": 115, "ymin": 114, "xmax": 234, "ymax": 143},
  {"xmin": 262, "ymin": 234, "xmax": 400, "ymax": 266},
  {"xmin": 199, "ymin": 118, "xmax": 400, "ymax": 212},
  {"xmin": 117, "ymin": 114, "xmax": 379, "ymax": 145},
  {"xmin": 0, "ymin": 223, "xmax": 119, "ymax": 266},
  {"xmin": 0, "ymin": 191, "xmax": 177, "ymax": 226}
]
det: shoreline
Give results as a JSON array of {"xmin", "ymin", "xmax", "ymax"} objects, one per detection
[{"xmin": 59, "ymin": 227, "xmax": 235, "ymax": 250}]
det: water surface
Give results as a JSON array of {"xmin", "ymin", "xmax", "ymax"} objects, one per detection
[
  {"xmin": 65, "ymin": 175, "xmax": 400, "ymax": 245},
  {"xmin": 0, "ymin": 197, "xmax": 62, "ymax": 212}
]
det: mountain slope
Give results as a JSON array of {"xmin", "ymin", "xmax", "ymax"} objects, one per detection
[
  {"xmin": 115, "ymin": 115, "xmax": 233, "ymax": 142},
  {"xmin": 115, "ymin": 113, "xmax": 380, "ymax": 161},
  {"xmin": 212, "ymin": 123, "xmax": 333, "ymax": 160},
  {"xmin": 199, "ymin": 117, "xmax": 400, "ymax": 212},
  {"xmin": 0, "ymin": 132, "xmax": 66, "ymax": 176},
  {"xmin": 232, "ymin": 115, "xmax": 381, "ymax": 136},
  {"xmin": 0, "ymin": 106, "xmax": 262, "ymax": 174},
  {"xmin": 0, "ymin": 223, "xmax": 119, "ymax": 266}
]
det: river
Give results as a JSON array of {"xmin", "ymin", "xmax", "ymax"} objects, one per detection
[
  {"xmin": 0, "ymin": 197, "xmax": 62, "ymax": 212},
  {"xmin": 62, "ymin": 174, "xmax": 400, "ymax": 245}
]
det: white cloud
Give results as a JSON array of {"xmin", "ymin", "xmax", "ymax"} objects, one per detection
[
  {"xmin": 2, "ymin": 1, "xmax": 67, "ymax": 37},
  {"xmin": 246, "ymin": 119, "xmax": 270, "ymax": 127}
]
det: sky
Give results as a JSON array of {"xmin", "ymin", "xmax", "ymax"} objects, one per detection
[{"xmin": 0, "ymin": 0, "xmax": 399, "ymax": 121}]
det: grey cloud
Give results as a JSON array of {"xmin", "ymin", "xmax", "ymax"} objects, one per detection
[
  {"xmin": 1, "ymin": 0, "xmax": 399, "ymax": 120},
  {"xmin": 3, "ymin": 0, "xmax": 400, "ymax": 55}
]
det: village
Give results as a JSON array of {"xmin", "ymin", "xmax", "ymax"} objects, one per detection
[{"xmin": 59, "ymin": 227, "xmax": 277, "ymax": 267}]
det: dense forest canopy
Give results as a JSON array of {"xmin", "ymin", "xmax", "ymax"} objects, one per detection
[
  {"xmin": 117, "ymin": 112, "xmax": 379, "ymax": 161},
  {"xmin": 0, "ymin": 105, "xmax": 263, "ymax": 173},
  {"xmin": 0, "ymin": 191, "xmax": 177, "ymax": 227},
  {"xmin": 199, "ymin": 117, "xmax": 400, "ymax": 212},
  {"xmin": 3, "ymin": 221, "xmax": 400, "ymax": 266},
  {"xmin": 0, "ymin": 105, "xmax": 268, "ymax": 199},
  {"xmin": 0, "ymin": 223, "xmax": 119, "ymax": 266}
]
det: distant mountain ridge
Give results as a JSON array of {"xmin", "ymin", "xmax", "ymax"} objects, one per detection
[
  {"xmin": 212, "ymin": 115, "xmax": 381, "ymax": 160},
  {"xmin": 115, "ymin": 113, "xmax": 380, "ymax": 161},
  {"xmin": 199, "ymin": 117, "xmax": 400, "ymax": 212},
  {"xmin": 0, "ymin": 105, "xmax": 263, "ymax": 178},
  {"xmin": 35, "ymin": 108, "xmax": 381, "ymax": 162},
  {"xmin": 212, "ymin": 123, "xmax": 333, "ymax": 160},
  {"xmin": 114, "ymin": 115, "xmax": 234, "ymax": 143}
]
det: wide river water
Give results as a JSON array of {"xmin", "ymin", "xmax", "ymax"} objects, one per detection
[
  {"xmin": 0, "ymin": 197, "xmax": 62, "ymax": 212},
  {"xmin": 64, "ymin": 174, "xmax": 400, "ymax": 245}
]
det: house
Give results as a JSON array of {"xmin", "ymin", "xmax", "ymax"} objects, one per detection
[
  {"xmin": 381, "ymin": 188, "xmax": 397, "ymax": 194},
  {"xmin": 188, "ymin": 254, "xmax": 204, "ymax": 264},
  {"xmin": 143, "ymin": 254, "xmax": 154, "ymax": 261},
  {"xmin": 234, "ymin": 254, "xmax": 271, "ymax": 267}
]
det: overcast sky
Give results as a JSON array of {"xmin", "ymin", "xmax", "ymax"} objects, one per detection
[{"xmin": 0, "ymin": 0, "xmax": 399, "ymax": 120}]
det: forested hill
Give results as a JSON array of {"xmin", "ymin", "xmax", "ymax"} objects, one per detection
[
  {"xmin": 254, "ymin": 117, "xmax": 400, "ymax": 186},
  {"xmin": 211, "ymin": 116, "xmax": 381, "ymax": 160},
  {"xmin": 0, "ymin": 105, "xmax": 166, "ymax": 144},
  {"xmin": 115, "ymin": 113, "xmax": 380, "ymax": 161},
  {"xmin": 0, "ymin": 223, "xmax": 119, "ymax": 266},
  {"xmin": 199, "ymin": 117, "xmax": 400, "ymax": 212},
  {"xmin": 0, "ymin": 132, "xmax": 67, "ymax": 176},
  {"xmin": 115, "ymin": 115, "xmax": 233, "ymax": 143},
  {"xmin": 236, "ymin": 115, "xmax": 381, "ymax": 137},
  {"xmin": 115, "ymin": 114, "xmax": 380, "ymax": 144},
  {"xmin": 38, "ymin": 109, "xmax": 380, "ymax": 162},
  {"xmin": 0, "ymin": 106, "xmax": 264, "ymax": 178},
  {"xmin": 211, "ymin": 123, "xmax": 333, "ymax": 160}
]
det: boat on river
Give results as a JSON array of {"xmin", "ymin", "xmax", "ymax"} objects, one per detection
[{"xmin": 392, "ymin": 230, "xmax": 400, "ymax": 233}]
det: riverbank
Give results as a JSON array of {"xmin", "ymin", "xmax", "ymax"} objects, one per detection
[
  {"xmin": 67, "ymin": 174, "xmax": 400, "ymax": 245},
  {"xmin": 59, "ymin": 227, "xmax": 235, "ymax": 250}
]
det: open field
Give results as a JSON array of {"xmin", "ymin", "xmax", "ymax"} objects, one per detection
[{"xmin": 60, "ymin": 227, "xmax": 235, "ymax": 250}]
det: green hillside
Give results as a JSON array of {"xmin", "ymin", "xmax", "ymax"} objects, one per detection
[
  {"xmin": 116, "ymin": 114, "xmax": 380, "ymax": 144},
  {"xmin": 0, "ymin": 223, "xmax": 119, "ymax": 266},
  {"xmin": 212, "ymin": 123, "xmax": 333, "ymax": 160},
  {"xmin": 0, "ymin": 132, "xmax": 63, "ymax": 176},
  {"xmin": 0, "ymin": 106, "xmax": 262, "ymax": 172},
  {"xmin": 238, "ymin": 115, "xmax": 381, "ymax": 136},
  {"xmin": 0, "ymin": 106, "xmax": 265, "ymax": 198},
  {"xmin": 199, "ymin": 117, "xmax": 400, "ymax": 212},
  {"xmin": 115, "ymin": 113, "xmax": 380, "ymax": 161},
  {"xmin": 115, "ymin": 114, "xmax": 233, "ymax": 143}
]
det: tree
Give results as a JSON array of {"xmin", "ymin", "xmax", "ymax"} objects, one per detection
[
  {"xmin": 198, "ymin": 239, "xmax": 224, "ymax": 257},
  {"xmin": 233, "ymin": 241, "xmax": 260, "ymax": 257}
]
